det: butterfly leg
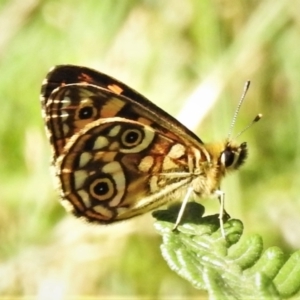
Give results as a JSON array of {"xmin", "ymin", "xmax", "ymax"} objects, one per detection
[
  {"xmin": 215, "ymin": 189, "xmax": 230, "ymax": 238},
  {"xmin": 172, "ymin": 186, "xmax": 194, "ymax": 230}
]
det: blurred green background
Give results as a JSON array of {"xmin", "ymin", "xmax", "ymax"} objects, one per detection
[{"xmin": 0, "ymin": 0, "xmax": 300, "ymax": 298}]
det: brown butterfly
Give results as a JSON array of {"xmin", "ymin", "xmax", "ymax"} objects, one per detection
[{"xmin": 41, "ymin": 65, "xmax": 257, "ymax": 236}]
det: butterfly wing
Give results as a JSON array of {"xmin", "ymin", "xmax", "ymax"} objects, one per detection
[
  {"xmin": 56, "ymin": 118, "xmax": 194, "ymax": 222},
  {"xmin": 41, "ymin": 65, "xmax": 249, "ymax": 233},
  {"xmin": 41, "ymin": 64, "xmax": 155, "ymax": 104},
  {"xmin": 41, "ymin": 65, "xmax": 203, "ymax": 161}
]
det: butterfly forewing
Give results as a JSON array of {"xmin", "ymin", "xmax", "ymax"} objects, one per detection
[{"xmin": 41, "ymin": 65, "xmax": 203, "ymax": 161}]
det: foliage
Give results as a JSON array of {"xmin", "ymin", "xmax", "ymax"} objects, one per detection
[{"xmin": 154, "ymin": 203, "xmax": 300, "ymax": 299}]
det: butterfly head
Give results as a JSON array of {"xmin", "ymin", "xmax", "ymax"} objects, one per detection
[
  {"xmin": 218, "ymin": 113, "xmax": 262, "ymax": 172},
  {"xmin": 220, "ymin": 141, "xmax": 248, "ymax": 171},
  {"xmin": 204, "ymin": 140, "xmax": 247, "ymax": 175}
]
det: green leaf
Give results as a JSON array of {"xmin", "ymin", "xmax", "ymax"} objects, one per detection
[
  {"xmin": 152, "ymin": 202, "xmax": 300, "ymax": 299},
  {"xmin": 274, "ymin": 251, "xmax": 300, "ymax": 298}
]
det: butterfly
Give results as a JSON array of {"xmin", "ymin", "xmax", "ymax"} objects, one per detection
[{"xmin": 41, "ymin": 65, "xmax": 253, "ymax": 236}]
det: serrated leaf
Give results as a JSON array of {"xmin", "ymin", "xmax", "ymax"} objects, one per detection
[
  {"xmin": 153, "ymin": 202, "xmax": 300, "ymax": 299},
  {"xmin": 243, "ymin": 246, "xmax": 286, "ymax": 279},
  {"xmin": 227, "ymin": 234, "xmax": 264, "ymax": 269},
  {"xmin": 274, "ymin": 250, "xmax": 300, "ymax": 298}
]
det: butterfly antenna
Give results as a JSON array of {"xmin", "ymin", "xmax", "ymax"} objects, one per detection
[
  {"xmin": 227, "ymin": 81, "xmax": 251, "ymax": 139},
  {"xmin": 234, "ymin": 113, "xmax": 262, "ymax": 139}
]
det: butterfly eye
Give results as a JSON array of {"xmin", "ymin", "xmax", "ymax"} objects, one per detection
[
  {"xmin": 90, "ymin": 176, "xmax": 115, "ymax": 201},
  {"xmin": 77, "ymin": 105, "xmax": 96, "ymax": 120},
  {"xmin": 220, "ymin": 142, "xmax": 248, "ymax": 169},
  {"xmin": 121, "ymin": 128, "xmax": 143, "ymax": 148},
  {"xmin": 221, "ymin": 149, "xmax": 236, "ymax": 167}
]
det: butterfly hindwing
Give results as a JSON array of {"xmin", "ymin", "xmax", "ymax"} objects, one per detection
[{"xmin": 56, "ymin": 118, "xmax": 193, "ymax": 222}]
